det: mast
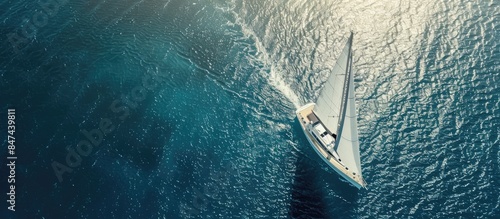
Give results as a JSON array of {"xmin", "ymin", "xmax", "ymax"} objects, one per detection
[{"xmin": 333, "ymin": 32, "xmax": 353, "ymax": 151}]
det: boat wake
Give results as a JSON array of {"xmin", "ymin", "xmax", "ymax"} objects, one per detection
[{"xmin": 216, "ymin": 3, "xmax": 301, "ymax": 109}]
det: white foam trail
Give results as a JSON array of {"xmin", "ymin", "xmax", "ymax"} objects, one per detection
[
  {"xmin": 218, "ymin": 4, "xmax": 301, "ymax": 108},
  {"xmin": 163, "ymin": 0, "xmax": 171, "ymax": 8},
  {"xmin": 268, "ymin": 65, "xmax": 301, "ymax": 108}
]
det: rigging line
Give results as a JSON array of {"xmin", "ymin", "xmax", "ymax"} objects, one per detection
[
  {"xmin": 317, "ymin": 78, "xmax": 344, "ymax": 116},
  {"xmin": 317, "ymin": 95, "xmax": 341, "ymax": 116}
]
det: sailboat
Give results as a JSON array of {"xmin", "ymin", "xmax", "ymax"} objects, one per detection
[{"xmin": 296, "ymin": 32, "xmax": 366, "ymax": 189}]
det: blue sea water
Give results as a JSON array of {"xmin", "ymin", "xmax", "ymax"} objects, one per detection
[{"xmin": 0, "ymin": 0, "xmax": 499, "ymax": 218}]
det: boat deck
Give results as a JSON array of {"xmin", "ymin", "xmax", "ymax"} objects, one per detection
[
  {"xmin": 307, "ymin": 112, "xmax": 319, "ymax": 124},
  {"xmin": 296, "ymin": 103, "xmax": 366, "ymax": 189}
]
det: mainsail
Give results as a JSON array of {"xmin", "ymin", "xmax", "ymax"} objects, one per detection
[
  {"xmin": 313, "ymin": 33, "xmax": 363, "ymax": 177},
  {"xmin": 314, "ymin": 36, "xmax": 351, "ymax": 132}
]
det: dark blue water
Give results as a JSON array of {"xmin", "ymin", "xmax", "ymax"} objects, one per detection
[{"xmin": 1, "ymin": 0, "xmax": 498, "ymax": 218}]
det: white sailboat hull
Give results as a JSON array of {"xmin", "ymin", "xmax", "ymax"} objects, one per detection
[{"xmin": 296, "ymin": 103, "xmax": 366, "ymax": 189}]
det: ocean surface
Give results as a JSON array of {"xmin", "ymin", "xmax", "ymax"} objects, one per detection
[{"xmin": 0, "ymin": 0, "xmax": 499, "ymax": 218}]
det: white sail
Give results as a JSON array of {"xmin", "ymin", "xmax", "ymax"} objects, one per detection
[
  {"xmin": 314, "ymin": 33, "xmax": 363, "ymax": 177},
  {"xmin": 336, "ymin": 66, "xmax": 362, "ymax": 176},
  {"xmin": 314, "ymin": 39, "xmax": 351, "ymax": 133},
  {"xmin": 296, "ymin": 33, "xmax": 365, "ymax": 188}
]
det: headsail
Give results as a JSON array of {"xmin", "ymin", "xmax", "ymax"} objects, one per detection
[{"xmin": 335, "ymin": 65, "xmax": 362, "ymax": 176}]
